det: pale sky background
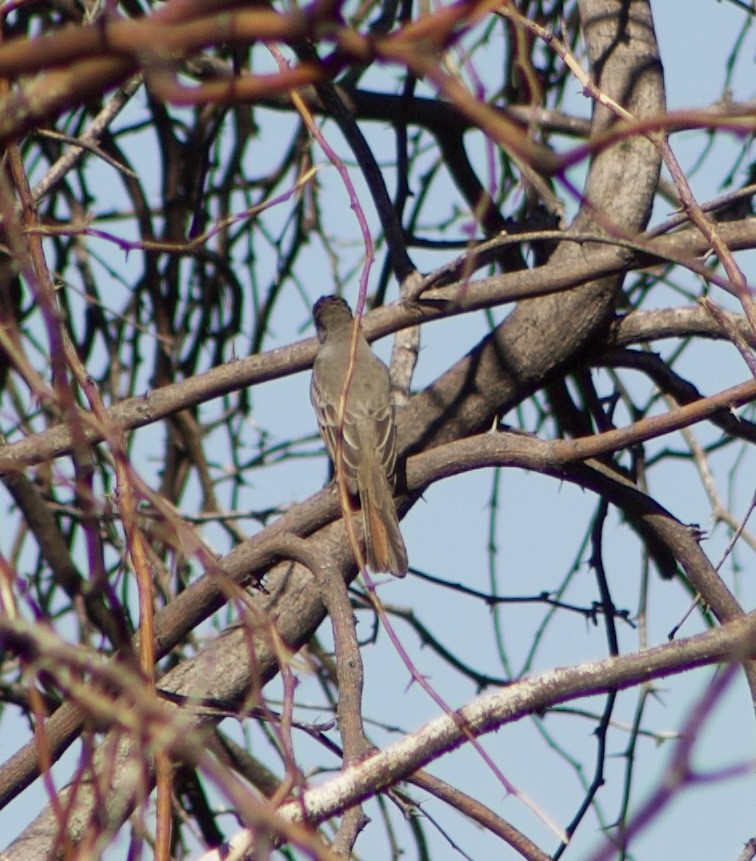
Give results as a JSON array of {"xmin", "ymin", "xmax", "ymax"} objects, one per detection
[{"xmin": 0, "ymin": 1, "xmax": 754, "ymax": 858}]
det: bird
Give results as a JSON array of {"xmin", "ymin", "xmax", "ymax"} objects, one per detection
[{"xmin": 310, "ymin": 295, "xmax": 408, "ymax": 577}]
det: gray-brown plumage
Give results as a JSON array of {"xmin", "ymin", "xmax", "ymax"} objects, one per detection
[{"xmin": 310, "ymin": 295, "xmax": 408, "ymax": 577}]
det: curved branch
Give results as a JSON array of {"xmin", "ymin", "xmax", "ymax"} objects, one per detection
[
  {"xmin": 6, "ymin": 216, "xmax": 756, "ymax": 479},
  {"xmin": 3, "ymin": 376, "xmax": 752, "ymax": 811},
  {"xmin": 6, "ymin": 610, "xmax": 754, "ymax": 857}
]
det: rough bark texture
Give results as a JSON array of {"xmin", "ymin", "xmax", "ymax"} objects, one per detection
[{"xmin": 6, "ymin": 2, "xmax": 669, "ymax": 854}]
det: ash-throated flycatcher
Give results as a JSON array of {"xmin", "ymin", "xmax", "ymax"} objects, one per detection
[{"xmin": 310, "ymin": 295, "xmax": 408, "ymax": 577}]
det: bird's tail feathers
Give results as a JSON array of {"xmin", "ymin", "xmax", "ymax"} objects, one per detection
[{"xmin": 358, "ymin": 463, "xmax": 407, "ymax": 577}]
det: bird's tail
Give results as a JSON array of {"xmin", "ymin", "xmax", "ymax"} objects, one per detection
[{"xmin": 358, "ymin": 461, "xmax": 408, "ymax": 577}]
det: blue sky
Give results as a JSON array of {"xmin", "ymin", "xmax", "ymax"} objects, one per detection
[{"xmin": 1, "ymin": 2, "xmax": 754, "ymax": 858}]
